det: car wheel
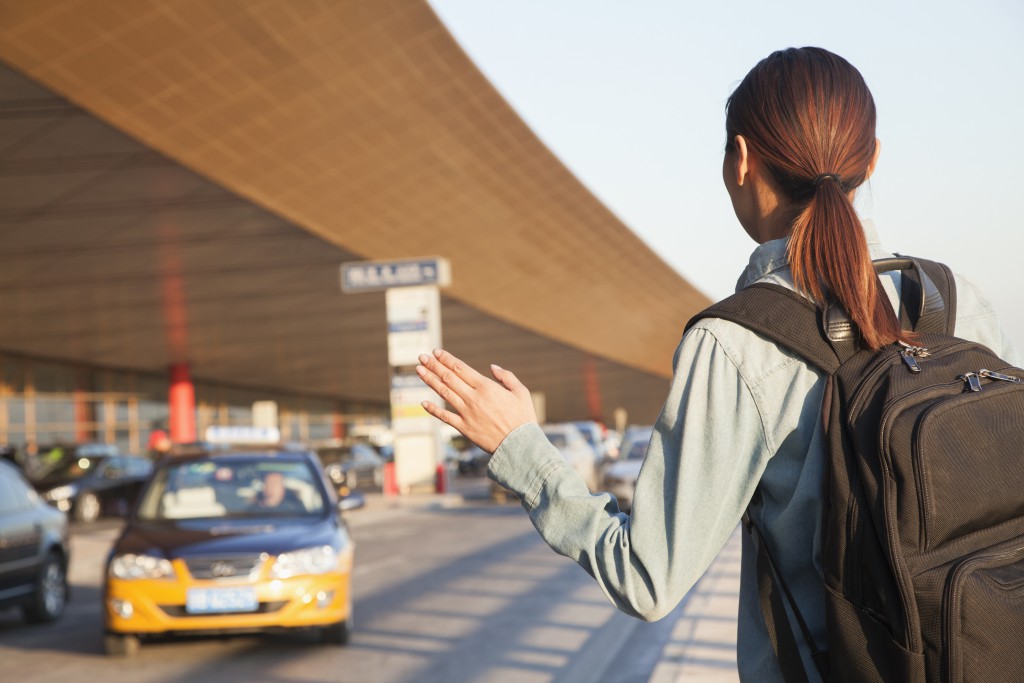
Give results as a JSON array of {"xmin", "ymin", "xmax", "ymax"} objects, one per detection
[
  {"xmin": 75, "ymin": 492, "xmax": 101, "ymax": 523},
  {"xmin": 319, "ymin": 619, "xmax": 351, "ymax": 645},
  {"xmin": 104, "ymin": 633, "xmax": 141, "ymax": 657},
  {"xmin": 23, "ymin": 552, "xmax": 67, "ymax": 623}
]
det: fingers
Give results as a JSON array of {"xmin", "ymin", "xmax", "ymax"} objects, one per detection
[
  {"xmin": 417, "ymin": 351, "xmax": 475, "ymax": 405},
  {"xmin": 416, "ymin": 360, "xmax": 467, "ymax": 410},
  {"xmin": 490, "ymin": 364, "xmax": 527, "ymax": 395},
  {"xmin": 431, "ymin": 349, "xmax": 486, "ymax": 389},
  {"xmin": 420, "ymin": 400, "xmax": 466, "ymax": 431}
]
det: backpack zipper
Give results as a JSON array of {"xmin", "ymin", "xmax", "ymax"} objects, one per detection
[
  {"xmin": 898, "ymin": 341, "xmax": 931, "ymax": 373},
  {"xmin": 958, "ymin": 368, "xmax": 1021, "ymax": 392},
  {"xmin": 848, "ymin": 340, "xmax": 974, "ymax": 421}
]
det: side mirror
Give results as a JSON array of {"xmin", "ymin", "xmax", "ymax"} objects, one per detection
[{"xmin": 338, "ymin": 491, "xmax": 365, "ymax": 513}]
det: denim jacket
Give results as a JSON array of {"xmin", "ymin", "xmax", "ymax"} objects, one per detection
[{"xmin": 488, "ymin": 220, "xmax": 1018, "ymax": 682}]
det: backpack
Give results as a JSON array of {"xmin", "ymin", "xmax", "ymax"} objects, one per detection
[{"xmin": 686, "ymin": 257, "xmax": 1024, "ymax": 683}]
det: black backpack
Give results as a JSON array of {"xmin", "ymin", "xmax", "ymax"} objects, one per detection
[{"xmin": 686, "ymin": 257, "xmax": 1024, "ymax": 683}]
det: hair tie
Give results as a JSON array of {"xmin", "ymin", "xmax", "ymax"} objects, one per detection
[{"xmin": 812, "ymin": 173, "xmax": 841, "ymax": 189}]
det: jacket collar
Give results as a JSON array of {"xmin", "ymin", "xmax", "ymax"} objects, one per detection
[{"xmin": 735, "ymin": 219, "xmax": 885, "ymax": 292}]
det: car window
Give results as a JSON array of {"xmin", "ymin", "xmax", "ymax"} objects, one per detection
[
  {"xmin": 102, "ymin": 457, "xmax": 126, "ymax": 478},
  {"xmin": 0, "ymin": 464, "xmax": 35, "ymax": 513},
  {"xmin": 543, "ymin": 431, "xmax": 568, "ymax": 449},
  {"xmin": 626, "ymin": 441, "xmax": 647, "ymax": 460},
  {"xmin": 353, "ymin": 446, "xmax": 378, "ymax": 463},
  {"xmin": 78, "ymin": 443, "xmax": 118, "ymax": 457},
  {"xmin": 129, "ymin": 458, "xmax": 153, "ymax": 476},
  {"xmin": 137, "ymin": 458, "xmax": 327, "ymax": 521}
]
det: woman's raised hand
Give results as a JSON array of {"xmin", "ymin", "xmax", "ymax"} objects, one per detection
[{"xmin": 416, "ymin": 349, "xmax": 537, "ymax": 453}]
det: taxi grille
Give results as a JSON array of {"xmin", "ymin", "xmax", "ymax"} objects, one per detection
[
  {"xmin": 184, "ymin": 555, "xmax": 264, "ymax": 580},
  {"xmin": 158, "ymin": 601, "xmax": 287, "ymax": 617}
]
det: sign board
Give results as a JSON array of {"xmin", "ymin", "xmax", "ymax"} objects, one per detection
[
  {"xmin": 386, "ymin": 286, "xmax": 442, "ymax": 367},
  {"xmin": 204, "ymin": 425, "xmax": 281, "ymax": 445},
  {"xmin": 341, "ymin": 257, "xmax": 451, "ymax": 294},
  {"xmin": 390, "ymin": 372, "xmax": 438, "ymax": 432},
  {"xmin": 341, "ymin": 255, "xmax": 451, "ymax": 493}
]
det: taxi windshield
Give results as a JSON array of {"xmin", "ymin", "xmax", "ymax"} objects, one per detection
[{"xmin": 137, "ymin": 458, "xmax": 326, "ymax": 521}]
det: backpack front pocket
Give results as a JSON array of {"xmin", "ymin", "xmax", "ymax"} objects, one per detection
[{"xmin": 944, "ymin": 540, "xmax": 1024, "ymax": 682}]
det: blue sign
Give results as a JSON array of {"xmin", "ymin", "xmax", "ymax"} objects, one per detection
[{"xmin": 341, "ymin": 257, "xmax": 451, "ymax": 293}]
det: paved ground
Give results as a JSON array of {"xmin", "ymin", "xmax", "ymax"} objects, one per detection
[
  {"xmin": 0, "ymin": 476, "xmax": 742, "ymax": 683},
  {"xmin": 366, "ymin": 480, "xmax": 743, "ymax": 683}
]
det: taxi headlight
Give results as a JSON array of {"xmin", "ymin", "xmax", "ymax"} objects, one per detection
[
  {"xmin": 109, "ymin": 553, "xmax": 175, "ymax": 580},
  {"xmin": 270, "ymin": 545, "xmax": 339, "ymax": 579},
  {"xmin": 45, "ymin": 484, "xmax": 77, "ymax": 501}
]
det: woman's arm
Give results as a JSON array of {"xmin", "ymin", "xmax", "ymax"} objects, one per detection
[{"xmin": 418, "ymin": 326, "xmax": 773, "ymax": 621}]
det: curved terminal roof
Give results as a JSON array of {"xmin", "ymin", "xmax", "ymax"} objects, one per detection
[{"xmin": 0, "ymin": 1, "xmax": 711, "ymax": 424}]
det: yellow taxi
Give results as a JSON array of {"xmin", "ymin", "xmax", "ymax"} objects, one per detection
[{"xmin": 103, "ymin": 447, "xmax": 359, "ymax": 656}]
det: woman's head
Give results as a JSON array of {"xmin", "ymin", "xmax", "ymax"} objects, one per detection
[{"xmin": 724, "ymin": 47, "xmax": 905, "ymax": 350}]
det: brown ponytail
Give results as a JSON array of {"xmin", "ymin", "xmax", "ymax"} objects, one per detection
[{"xmin": 726, "ymin": 47, "xmax": 908, "ymax": 350}]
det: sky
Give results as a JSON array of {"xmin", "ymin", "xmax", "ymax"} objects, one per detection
[{"xmin": 429, "ymin": 0, "xmax": 1024, "ymax": 352}]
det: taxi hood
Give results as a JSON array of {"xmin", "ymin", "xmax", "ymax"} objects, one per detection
[{"xmin": 114, "ymin": 516, "xmax": 340, "ymax": 559}]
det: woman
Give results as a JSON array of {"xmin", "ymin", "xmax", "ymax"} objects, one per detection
[{"xmin": 415, "ymin": 47, "xmax": 1017, "ymax": 682}]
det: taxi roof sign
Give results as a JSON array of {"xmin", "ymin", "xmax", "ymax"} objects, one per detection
[{"xmin": 203, "ymin": 425, "xmax": 281, "ymax": 445}]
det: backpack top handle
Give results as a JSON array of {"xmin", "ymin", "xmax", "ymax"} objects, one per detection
[{"xmin": 872, "ymin": 257, "xmax": 947, "ymax": 333}]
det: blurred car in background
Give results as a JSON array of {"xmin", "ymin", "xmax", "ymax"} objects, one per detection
[
  {"xmin": 603, "ymin": 426, "xmax": 653, "ymax": 512},
  {"xmin": 0, "ymin": 444, "xmax": 19, "ymax": 469},
  {"xmin": 490, "ymin": 423, "xmax": 599, "ymax": 502},
  {"xmin": 315, "ymin": 444, "xmax": 383, "ymax": 494},
  {"xmin": 572, "ymin": 421, "xmax": 611, "ymax": 464},
  {"xmin": 103, "ymin": 448, "xmax": 359, "ymax": 656},
  {"xmin": 0, "ymin": 459, "xmax": 70, "ymax": 624},
  {"xmin": 458, "ymin": 445, "xmax": 492, "ymax": 476},
  {"xmin": 544, "ymin": 423, "xmax": 600, "ymax": 490},
  {"xmin": 31, "ymin": 448, "xmax": 153, "ymax": 523}
]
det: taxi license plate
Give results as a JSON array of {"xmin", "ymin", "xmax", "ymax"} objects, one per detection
[{"xmin": 186, "ymin": 587, "xmax": 259, "ymax": 614}]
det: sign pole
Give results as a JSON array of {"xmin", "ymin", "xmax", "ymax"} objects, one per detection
[{"xmin": 341, "ymin": 257, "xmax": 451, "ymax": 494}]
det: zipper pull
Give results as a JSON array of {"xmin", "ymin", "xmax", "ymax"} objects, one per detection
[
  {"xmin": 901, "ymin": 350, "xmax": 921, "ymax": 373},
  {"xmin": 959, "ymin": 372, "xmax": 983, "ymax": 392},
  {"xmin": 978, "ymin": 369, "xmax": 1022, "ymax": 384},
  {"xmin": 897, "ymin": 341, "xmax": 929, "ymax": 373}
]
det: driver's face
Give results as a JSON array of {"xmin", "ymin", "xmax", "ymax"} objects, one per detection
[{"xmin": 263, "ymin": 472, "xmax": 285, "ymax": 506}]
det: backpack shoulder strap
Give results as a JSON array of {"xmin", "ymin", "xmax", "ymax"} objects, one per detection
[{"xmin": 685, "ymin": 283, "xmax": 843, "ymax": 374}]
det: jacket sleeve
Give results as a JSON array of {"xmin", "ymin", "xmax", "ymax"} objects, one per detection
[
  {"xmin": 951, "ymin": 272, "xmax": 1021, "ymax": 366},
  {"xmin": 487, "ymin": 326, "xmax": 773, "ymax": 621}
]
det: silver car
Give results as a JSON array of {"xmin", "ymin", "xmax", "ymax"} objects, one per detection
[
  {"xmin": 542, "ymin": 423, "xmax": 600, "ymax": 491},
  {"xmin": 602, "ymin": 426, "xmax": 653, "ymax": 511},
  {"xmin": 490, "ymin": 423, "xmax": 600, "ymax": 503}
]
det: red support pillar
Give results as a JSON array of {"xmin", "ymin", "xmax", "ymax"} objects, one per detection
[
  {"xmin": 73, "ymin": 368, "xmax": 93, "ymax": 443},
  {"xmin": 169, "ymin": 363, "xmax": 196, "ymax": 443},
  {"xmin": 332, "ymin": 406, "xmax": 346, "ymax": 440}
]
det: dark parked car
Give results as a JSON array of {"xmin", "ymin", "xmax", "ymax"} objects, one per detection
[
  {"xmin": 31, "ymin": 447, "xmax": 154, "ymax": 523},
  {"xmin": 0, "ymin": 459, "xmax": 70, "ymax": 623},
  {"xmin": 316, "ymin": 444, "xmax": 384, "ymax": 493},
  {"xmin": 458, "ymin": 445, "xmax": 491, "ymax": 476}
]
